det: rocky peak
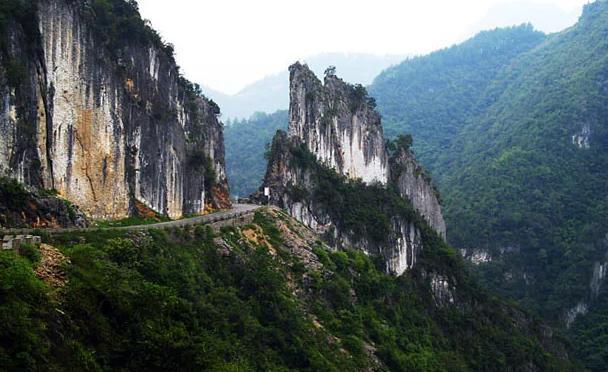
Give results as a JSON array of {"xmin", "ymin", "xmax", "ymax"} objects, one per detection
[
  {"xmin": 259, "ymin": 64, "xmax": 448, "ymax": 275},
  {"xmin": 288, "ymin": 62, "xmax": 388, "ymax": 184},
  {"xmin": 286, "ymin": 62, "xmax": 445, "ymax": 238}
]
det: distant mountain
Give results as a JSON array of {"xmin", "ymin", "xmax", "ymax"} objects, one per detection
[
  {"xmin": 206, "ymin": 53, "xmax": 405, "ymax": 120},
  {"xmin": 370, "ymin": 3, "xmax": 608, "ymax": 369}
]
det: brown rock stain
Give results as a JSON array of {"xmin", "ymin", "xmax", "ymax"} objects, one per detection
[
  {"xmin": 134, "ymin": 199, "xmax": 163, "ymax": 221},
  {"xmin": 243, "ymin": 225, "xmax": 276, "ymax": 255},
  {"xmin": 210, "ymin": 184, "xmax": 231, "ymax": 210},
  {"xmin": 69, "ymin": 107, "xmax": 127, "ymax": 219},
  {"xmin": 125, "ymin": 78, "xmax": 135, "ymax": 93}
]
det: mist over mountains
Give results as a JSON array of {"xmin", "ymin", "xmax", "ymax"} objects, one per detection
[{"xmin": 471, "ymin": 0, "xmax": 580, "ymax": 34}]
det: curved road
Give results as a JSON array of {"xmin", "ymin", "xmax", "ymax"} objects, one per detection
[{"xmin": 1, "ymin": 204, "xmax": 261, "ymax": 235}]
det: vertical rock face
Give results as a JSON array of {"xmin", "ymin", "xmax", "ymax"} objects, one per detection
[
  {"xmin": 39, "ymin": 0, "xmax": 129, "ymax": 218},
  {"xmin": 261, "ymin": 63, "xmax": 445, "ymax": 274},
  {"xmin": 389, "ymin": 148, "xmax": 446, "ymax": 238},
  {"xmin": 262, "ymin": 131, "xmax": 422, "ymax": 275},
  {"xmin": 0, "ymin": 0, "xmax": 230, "ymax": 220},
  {"xmin": 288, "ymin": 63, "xmax": 388, "ymax": 184}
]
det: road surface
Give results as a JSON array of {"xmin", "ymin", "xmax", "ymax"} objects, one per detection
[{"xmin": 1, "ymin": 204, "xmax": 261, "ymax": 235}]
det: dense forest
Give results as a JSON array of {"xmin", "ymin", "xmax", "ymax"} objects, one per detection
[
  {"xmin": 369, "ymin": 24, "xmax": 546, "ymax": 169},
  {"xmin": 369, "ymin": 2, "xmax": 608, "ymax": 369}
]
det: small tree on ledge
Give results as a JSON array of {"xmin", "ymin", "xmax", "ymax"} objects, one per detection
[
  {"xmin": 324, "ymin": 66, "xmax": 336, "ymax": 77},
  {"xmin": 386, "ymin": 134, "xmax": 414, "ymax": 155}
]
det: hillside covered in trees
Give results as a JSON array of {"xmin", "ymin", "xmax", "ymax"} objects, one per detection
[
  {"xmin": 1, "ymin": 209, "xmax": 575, "ymax": 370},
  {"xmin": 370, "ymin": 2, "xmax": 608, "ymax": 369},
  {"xmin": 369, "ymin": 24, "xmax": 546, "ymax": 169}
]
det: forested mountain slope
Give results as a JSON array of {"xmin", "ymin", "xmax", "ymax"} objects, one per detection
[
  {"xmin": 369, "ymin": 24, "xmax": 546, "ymax": 169},
  {"xmin": 371, "ymin": 2, "xmax": 608, "ymax": 369},
  {"xmin": 0, "ymin": 208, "xmax": 575, "ymax": 370},
  {"xmin": 441, "ymin": 0, "xmax": 608, "ymax": 317}
]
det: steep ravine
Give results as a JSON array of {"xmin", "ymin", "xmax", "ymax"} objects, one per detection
[{"xmin": 0, "ymin": 0, "xmax": 230, "ymax": 221}]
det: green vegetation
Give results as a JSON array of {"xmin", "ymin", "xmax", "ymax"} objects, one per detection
[
  {"xmin": 386, "ymin": 134, "xmax": 414, "ymax": 156},
  {"xmin": 0, "ymin": 177, "xmax": 85, "ymax": 228},
  {"xmin": 369, "ymin": 3, "xmax": 608, "ymax": 370},
  {"xmin": 18, "ymin": 243, "xmax": 41, "ymax": 265},
  {"xmin": 571, "ymin": 292, "xmax": 608, "ymax": 369},
  {"xmin": 0, "ymin": 225, "xmax": 348, "ymax": 370},
  {"xmin": 0, "ymin": 176, "xmax": 29, "ymax": 209},
  {"xmin": 285, "ymin": 141, "xmax": 419, "ymax": 245},
  {"xmin": 369, "ymin": 24, "xmax": 546, "ymax": 168},
  {"xmin": 349, "ymin": 83, "xmax": 377, "ymax": 112},
  {"xmin": 5, "ymin": 58, "xmax": 26, "ymax": 88},
  {"xmin": 0, "ymin": 249, "xmax": 51, "ymax": 370},
  {"xmin": 224, "ymin": 110, "xmax": 288, "ymax": 197},
  {"xmin": 439, "ymin": 1, "xmax": 608, "ymax": 320},
  {"xmin": 0, "ymin": 208, "xmax": 572, "ymax": 370},
  {"xmin": 0, "ymin": 0, "xmax": 38, "ymax": 39},
  {"xmin": 187, "ymin": 149, "xmax": 217, "ymax": 189},
  {"xmin": 310, "ymin": 247, "xmax": 569, "ymax": 372},
  {"xmin": 94, "ymin": 215, "xmax": 170, "ymax": 228},
  {"xmin": 85, "ymin": 0, "xmax": 173, "ymax": 58}
]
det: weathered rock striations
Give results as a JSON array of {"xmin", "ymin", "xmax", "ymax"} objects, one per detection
[
  {"xmin": 389, "ymin": 148, "xmax": 446, "ymax": 239},
  {"xmin": 0, "ymin": 0, "xmax": 230, "ymax": 220},
  {"xmin": 288, "ymin": 62, "xmax": 388, "ymax": 184},
  {"xmin": 261, "ymin": 63, "xmax": 445, "ymax": 274},
  {"xmin": 262, "ymin": 131, "xmax": 423, "ymax": 275}
]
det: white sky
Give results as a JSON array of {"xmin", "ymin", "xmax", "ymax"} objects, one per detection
[{"xmin": 137, "ymin": 0, "xmax": 588, "ymax": 94}]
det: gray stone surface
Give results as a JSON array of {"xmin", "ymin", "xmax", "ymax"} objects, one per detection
[
  {"xmin": 261, "ymin": 64, "xmax": 446, "ymax": 275},
  {"xmin": 2, "ymin": 235, "xmax": 42, "ymax": 250},
  {"xmin": 288, "ymin": 63, "xmax": 388, "ymax": 184},
  {"xmin": 0, "ymin": 0, "xmax": 230, "ymax": 220},
  {"xmin": 390, "ymin": 148, "xmax": 446, "ymax": 238}
]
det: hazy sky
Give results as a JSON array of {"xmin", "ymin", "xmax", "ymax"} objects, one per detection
[{"xmin": 137, "ymin": 0, "xmax": 587, "ymax": 94}]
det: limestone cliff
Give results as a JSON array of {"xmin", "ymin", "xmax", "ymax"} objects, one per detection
[
  {"xmin": 288, "ymin": 62, "xmax": 388, "ymax": 184},
  {"xmin": 262, "ymin": 131, "xmax": 423, "ymax": 275},
  {"xmin": 389, "ymin": 148, "xmax": 446, "ymax": 239},
  {"xmin": 260, "ymin": 63, "xmax": 445, "ymax": 274},
  {"xmin": 0, "ymin": 0, "xmax": 230, "ymax": 220}
]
